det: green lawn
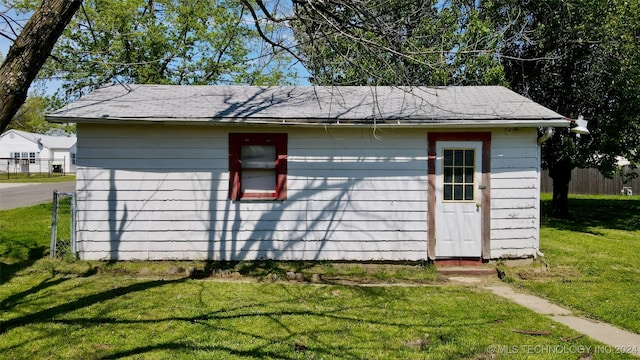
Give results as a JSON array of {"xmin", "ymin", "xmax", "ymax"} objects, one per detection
[
  {"xmin": 0, "ymin": 174, "xmax": 75, "ymax": 183},
  {"xmin": 1, "ymin": 263, "xmax": 628, "ymax": 359},
  {"xmin": 0, "ymin": 202, "xmax": 61, "ymax": 261},
  {"xmin": 502, "ymin": 194, "xmax": 640, "ymax": 334},
  {"xmin": 1, "ymin": 196, "xmax": 638, "ymax": 359}
]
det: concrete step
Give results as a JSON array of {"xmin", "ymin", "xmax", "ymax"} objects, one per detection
[{"xmin": 436, "ymin": 266, "xmax": 497, "ymax": 277}]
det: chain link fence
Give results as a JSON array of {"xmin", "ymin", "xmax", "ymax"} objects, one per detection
[
  {"xmin": 50, "ymin": 190, "xmax": 77, "ymax": 259},
  {"xmin": 1, "ymin": 157, "xmax": 69, "ymax": 179}
]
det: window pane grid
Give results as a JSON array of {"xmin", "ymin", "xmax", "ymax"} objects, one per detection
[{"xmin": 443, "ymin": 148, "xmax": 475, "ymax": 201}]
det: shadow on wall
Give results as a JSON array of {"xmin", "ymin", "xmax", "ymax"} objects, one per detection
[
  {"xmin": 108, "ymin": 168, "xmax": 127, "ymax": 261},
  {"xmin": 91, "ymin": 154, "xmax": 426, "ymax": 261},
  {"xmin": 79, "ymin": 89, "xmax": 429, "ymax": 261},
  {"xmin": 212, "ymin": 176, "xmax": 364, "ymax": 261}
]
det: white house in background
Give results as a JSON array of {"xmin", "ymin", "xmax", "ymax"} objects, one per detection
[
  {"xmin": 0, "ymin": 129, "xmax": 77, "ymax": 174},
  {"xmin": 46, "ymin": 85, "xmax": 569, "ymax": 262}
]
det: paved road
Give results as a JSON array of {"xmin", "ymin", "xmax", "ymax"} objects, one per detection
[{"xmin": 0, "ymin": 181, "xmax": 76, "ymax": 210}]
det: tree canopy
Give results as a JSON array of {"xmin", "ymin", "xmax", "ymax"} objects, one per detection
[
  {"xmin": 288, "ymin": 0, "xmax": 506, "ymax": 86},
  {"xmin": 5, "ymin": 95, "xmax": 74, "ymax": 134},
  {"xmin": 1, "ymin": 0, "xmax": 638, "ymax": 213},
  {"xmin": 9, "ymin": 0, "xmax": 297, "ymax": 100},
  {"xmin": 484, "ymin": 0, "xmax": 640, "ymax": 173},
  {"xmin": 480, "ymin": 0, "xmax": 640, "ymax": 216}
]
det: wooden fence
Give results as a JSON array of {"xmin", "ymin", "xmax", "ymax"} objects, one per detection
[{"xmin": 541, "ymin": 166, "xmax": 639, "ymax": 195}]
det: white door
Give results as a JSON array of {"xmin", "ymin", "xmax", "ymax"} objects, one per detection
[{"xmin": 435, "ymin": 141, "xmax": 483, "ymax": 257}]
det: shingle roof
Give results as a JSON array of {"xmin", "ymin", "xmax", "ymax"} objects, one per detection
[
  {"xmin": 47, "ymin": 85, "xmax": 568, "ymax": 127},
  {"xmin": 2, "ymin": 129, "xmax": 76, "ymax": 149}
]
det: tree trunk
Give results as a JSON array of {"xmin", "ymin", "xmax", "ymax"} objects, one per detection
[
  {"xmin": 0, "ymin": 0, "xmax": 82, "ymax": 133},
  {"xmin": 549, "ymin": 158, "xmax": 574, "ymax": 219}
]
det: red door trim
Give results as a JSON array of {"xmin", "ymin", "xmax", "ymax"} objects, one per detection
[{"xmin": 427, "ymin": 132, "xmax": 491, "ymax": 260}]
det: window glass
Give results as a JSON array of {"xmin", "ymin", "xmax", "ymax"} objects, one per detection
[
  {"xmin": 444, "ymin": 150, "xmax": 453, "ymax": 166},
  {"xmin": 444, "ymin": 167, "xmax": 453, "ymax": 183},
  {"xmin": 464, "ymin": 185, "xmax": 474, "ymax": 200},
  {"xmin": 464, "ymin": 167, "xmax": 474, "ymax": 182},
  {"xmin": 241, "ymin": 145, "xmax": 276, "ymax": 168},
  {"xmin": 465, "ymin": 150, "xmax": 474, "ymax": 166},
  {"xmin": 241, "ymin": 169, "xmax": 276, "ymax": 193},
  {"xmin": 454, "ymin": 185, "xmax": 463, "ymax": 200},
  {"xmin": 454, "ymin": 167, "xmax": 463, "ymax": 183},
  {"xmin": 454, "ymin": 150, "xmax": 463, "ymax": 166}
]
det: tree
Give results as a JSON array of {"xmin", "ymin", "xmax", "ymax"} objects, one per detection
[
  {"xmin": 483, "ymin": 0, "xmax": 640, "ymax": 217},
  {"xmin": 6, "ymin": 95, "xmax": 75, "ymax": 134},
  {"xmin": 30, "ymin": 0, "xmax": 296, "ymax": 100},
  {"xmin": 248, "ymin": 0, "xmax": 639, "ymax": 218},
  {"xmin": 0, "ymin": 0, "xmax": 82, "ymax": 133},
  {"xmin": 248, "ymin": 0, "xmax": 506, "ymax": 86}
]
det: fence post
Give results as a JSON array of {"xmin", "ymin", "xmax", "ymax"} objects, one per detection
[
  {"xmin": 71, "ymin": 192, "xmax": 77, "ymax": 255},
  {"xmin": 50, "ymin": 190, "xmax": 59, "ymax": 259}
]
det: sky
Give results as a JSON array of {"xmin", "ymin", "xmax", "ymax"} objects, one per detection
[{"xmin": 0, "ymin": 4, "xmax": 311, "ymax": 99}]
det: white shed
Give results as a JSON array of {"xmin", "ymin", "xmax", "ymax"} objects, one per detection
[
  {"xmin": 0, "ymin": 129, "xmax": 77, "ymax": 174},
  {"xmin": 47, "ymin": 85, "xmax": 568, "ymax": 262}
]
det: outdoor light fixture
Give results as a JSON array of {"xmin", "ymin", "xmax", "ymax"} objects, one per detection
[{"xmin": 570, "ymin": 115, "xmax": 590, "ymax": 135}]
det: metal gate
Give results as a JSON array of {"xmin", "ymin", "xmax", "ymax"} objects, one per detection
[{"xmin": 50, "ymin": 190, "xmax": 77, "ymax": 259}]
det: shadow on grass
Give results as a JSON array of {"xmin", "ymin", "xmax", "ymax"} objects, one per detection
[
  {"xmin": 0, "ymin": 246, "xmax": 48, "ymax": 285},
  {"xmin": 0, "ymin": 276, "xmax": 68, "ymax": 309},
  {"xmin": 102, "ymin": 342, "xmax": 301, "ymax": 360},
  {"xmin": 0, "ymin": 277, "xmax": 186, "ymax": 335},
  {"xmin": 541, "ymin": 196, "xmax": 640, "ymax": 232},
  {"xmin": 41, "ymin": 287, "xmax": 492, "ymax": 360},
  {"xmin": 0, "ymin": 261, "xmax": 497, "ymax": 359}
]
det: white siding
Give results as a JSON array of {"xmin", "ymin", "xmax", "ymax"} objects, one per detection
[
  {"xmin": 0, "ymin": 132, "xmax": 76, "ymax": 173},
  {"xmin": 75, "ymin": 124, "xmax": 429, "ymax": 261},
  {"xmin": 75, "ymin": 124, "xmax": 541, "ymax": 261},
  {"xmin": 489, "ymin": 128, "xmax": 540, "ymax": 258},
  {"xmin": 0, "ymin": 133, "xmax": 47, "ymax": 173}
]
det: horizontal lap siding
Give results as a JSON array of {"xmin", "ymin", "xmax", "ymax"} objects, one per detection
[
  {"xmin": 76, "ymin": 124, "xmax": 428, "ymax": 261},
  {"xmin": 490, "ymin": 129, "xmax": 540, "ymax": 258}
]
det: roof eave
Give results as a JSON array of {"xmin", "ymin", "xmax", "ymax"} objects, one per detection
[{"xmin": 46, "ymin": 115, "xmax": 570, "ymax": 128}]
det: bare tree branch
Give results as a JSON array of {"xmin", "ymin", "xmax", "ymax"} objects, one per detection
[{"xmin": 240, "ymin": 0, "xmax": 305, "ymax": 64}]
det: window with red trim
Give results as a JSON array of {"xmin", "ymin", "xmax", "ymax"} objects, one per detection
[{"xmin": 229, "ymin": 133, "xmax": 287, "ymax": 200}]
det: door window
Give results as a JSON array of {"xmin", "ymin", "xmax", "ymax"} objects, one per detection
[{"xmin": 442, "ymin": 148, "xmax": 475, "ymax": 201}]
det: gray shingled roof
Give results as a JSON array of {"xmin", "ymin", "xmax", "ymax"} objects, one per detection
[
  {"xmin": 47, "ymin": 85, "xmax": 568, "ymax": 127},
  {"xmin": 2, "ymin": 129, "xmax": 76, "ymax": 149}
]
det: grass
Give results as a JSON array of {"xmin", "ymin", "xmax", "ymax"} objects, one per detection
[
  {"xmin": 1, "ymin": 261, "xmax": 628, "ymax": 359},
  {"xmin": 0, "ymin": 174, "xmax": 75, "ymax": 183},
  {"xmin": 0, "ymin": 197, "xmax": 73, "ymax": 261},
  {"xmin": 500, "ymin": 193, "xmax": 640, "ymax": 334},
  {"xmin": 1, "ymin": 196, "xmax": 638, "ymax": 359}
]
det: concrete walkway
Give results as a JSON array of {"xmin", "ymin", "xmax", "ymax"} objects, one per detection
[
  {"xmin": 486, "ymin": 284, "xmax": 640, "ymax": 354},
  {"xmin": 448, "ymin": 275, "xmax": 640, "ymax": 356}
]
